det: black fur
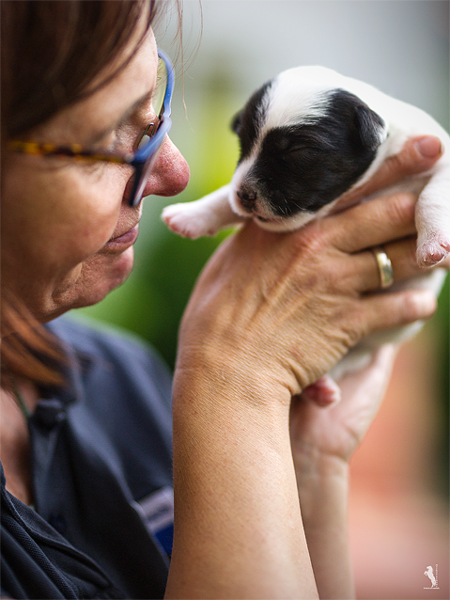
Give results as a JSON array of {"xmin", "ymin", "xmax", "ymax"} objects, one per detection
[{"xmin": 233, "ymin": 88, "xmax": 386, "ymax": 217}]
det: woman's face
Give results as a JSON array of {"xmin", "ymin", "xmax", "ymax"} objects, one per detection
[{"xmin": 1, "ymin": 27, "xmax": 189, "ymax": 323}]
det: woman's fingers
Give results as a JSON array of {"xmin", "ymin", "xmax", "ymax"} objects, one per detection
[
  {"xmin": 382, "ymin": 237, "xmax": 429, "ymax": 282},
  {"xmin": 332, "ymin": 286, "xmax": 437, "ymax": 355},
  {"xmin": 300, "ymin": 192, "xmax": 427, "ymax": 293},
  {"xmin": 350, "ymin": 237, "xmax": 416, "ymax": 292},
  {"xmin": 360, "ymin": 288, "xmax": 437, "ymax": 336},
  {"xmin": 327, "ymin": 191, "xmax": 417, "ymax": 254}
]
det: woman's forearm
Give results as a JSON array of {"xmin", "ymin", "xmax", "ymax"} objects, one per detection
[{"xmin": 165, "ymin": 367, "xmax": 319, "ymax": 600}]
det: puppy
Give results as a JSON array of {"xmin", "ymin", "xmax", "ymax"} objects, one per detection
[{"xmin": 163, "ymin": 66, "xmax": 449, "ymax": 402}]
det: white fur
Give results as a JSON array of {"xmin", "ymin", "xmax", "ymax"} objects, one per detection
[{"xmin": 162, "ymin": 66, "xmax": 449, "ymax": 394}]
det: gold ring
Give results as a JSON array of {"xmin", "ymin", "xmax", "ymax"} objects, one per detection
[{"xmin": 372, "ymin": 246, "xmax": 394, "ymax": 289}]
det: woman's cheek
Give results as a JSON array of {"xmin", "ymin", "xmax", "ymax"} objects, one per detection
[
  {"xmin": 4, "ymin": 155, "xmax": 130, "ymax": 277},
  {"xmin": 52, "ymin": 169, "xmax": 126, "ymax": 255}
]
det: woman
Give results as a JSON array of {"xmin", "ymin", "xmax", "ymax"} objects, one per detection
[{"xmin": 1, "ymin": 1, "xmax": 446, "ymax": 598}]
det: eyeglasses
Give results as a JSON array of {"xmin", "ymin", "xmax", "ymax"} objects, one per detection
[{"xmin": 7, "ymin": 49, "xmax": 174, "ymax": 207}]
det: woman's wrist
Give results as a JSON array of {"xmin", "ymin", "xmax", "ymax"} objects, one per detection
[{"xmin": 174, "ymin": 338, "xmax": 293, "ymax": 413}]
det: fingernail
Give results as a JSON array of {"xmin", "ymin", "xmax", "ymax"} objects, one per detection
[{"xmin": 415, "ymin": 136, "xmax": 442, "ymax": 158}]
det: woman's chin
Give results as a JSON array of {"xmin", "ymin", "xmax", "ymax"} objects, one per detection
[
  {"xmin": 46, "ymin": 247, "xmax": 136, "ymax": 319},
  {"xmin": 81, "ymin": 247, "xmax": 135, "ymax": 307}
]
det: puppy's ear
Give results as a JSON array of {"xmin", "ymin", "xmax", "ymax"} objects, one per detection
[
  {"xmin": 231, "ymin": 110, "xmax": 243, "ymax": 135},
  {"xmin": 355, "ymin": 104, "xmax": 386, "ymax": 151}
]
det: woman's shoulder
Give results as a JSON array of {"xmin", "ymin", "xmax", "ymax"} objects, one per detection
[
  {"xmin": 47, "ymin": 314, "xmax": 168, "ymax": 367},
  {"xmin": 43, "ymin": 314, "xmax": 174, "ymax": 462},
  {"xmin": 47, "ymin": 314, "xmax": 173, "ymax": 397},
  {"xmin": 37, "ymin": 315, "xmax": 175, "ymax": 560}
]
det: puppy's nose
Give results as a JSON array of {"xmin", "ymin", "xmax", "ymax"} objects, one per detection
[{"xmin": 237, "ymin": 188, "xmax": 257, "ymax": 210}]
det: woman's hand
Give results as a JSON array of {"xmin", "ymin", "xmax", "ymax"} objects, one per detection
[
  {"xmin": 176, "ymin": 136, "xmax": 443, "ymax": 406},
  {"xmin": 288, "ymin": 134, "xmax": 449, "ymax": 463},
  {"xmin": 176, "ymin": 204, "xmax": 436, "ymax": 407},
  {"xmin": 290, "ymin": 344, "xmax": 398, "ymax": 468},
  {"xmin": 287, "ymin": 346, "xmax": 398, "ymax": 600}
]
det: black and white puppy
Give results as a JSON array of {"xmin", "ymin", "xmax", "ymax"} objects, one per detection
[{"xmin": 163, "ymin": 66, "xmax": 449, "ymax": 399}]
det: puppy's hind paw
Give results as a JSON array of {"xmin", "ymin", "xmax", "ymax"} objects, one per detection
[{"xmin": 417, "ymin": 233, "xmax": 450, "ymax": 267}]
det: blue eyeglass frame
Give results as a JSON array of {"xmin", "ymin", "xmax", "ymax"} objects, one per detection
[
  {"xmin": 7, "ymin": 49, "xmax": 175, "ymax": 208},
  {"xmin": 127, "ymin": 48, "xmax": 174, "ymax": 206}
]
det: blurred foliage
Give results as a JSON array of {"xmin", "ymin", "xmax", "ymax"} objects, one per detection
[{"xmin": 430, "ymin": 275, "xmax": 449, "ymax": 498}]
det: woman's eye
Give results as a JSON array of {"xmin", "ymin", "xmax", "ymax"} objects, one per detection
[
  {"xmin": 96, "ymin": 125, "xmax": 134, "ymax": 153},
  {"xmin": 89, "ymin": 130, "xmax": 117, "ymax": 153}
]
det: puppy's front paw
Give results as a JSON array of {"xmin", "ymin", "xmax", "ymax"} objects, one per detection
[
  {"xmin": 417, "ymin": 232, "xmax": 450, "ymax": 267},
  {"xmin": 162, "ymin": 202, "xmax": 221, "ymax": 239}
]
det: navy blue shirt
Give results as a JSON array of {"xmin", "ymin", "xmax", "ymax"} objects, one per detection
[{"xmin": 1, "ymin": 316, "xmax": 175, "ymax": 599}]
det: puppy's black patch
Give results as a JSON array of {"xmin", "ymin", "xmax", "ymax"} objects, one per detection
[{"xmin": 235, "ymin": 88, "xmax": 385, "ymax": 217}]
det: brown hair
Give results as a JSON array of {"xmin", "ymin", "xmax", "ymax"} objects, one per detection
[
  {"xmin": 1, "ymin": 0, "xmax": 167, "ymax": 388},
  {"xmin": 1, "ymin": 0, "xmax": 159, "ymax": 138}
]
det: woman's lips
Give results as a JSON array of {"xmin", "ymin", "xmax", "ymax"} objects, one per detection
[{"xmin": 105, "ymin": 224, "xmax": 139, "ymax": 250}]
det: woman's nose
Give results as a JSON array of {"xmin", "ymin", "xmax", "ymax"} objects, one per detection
[{"xmin": 142, "ymin": 136, "xmax": 190, "ymax": 198}]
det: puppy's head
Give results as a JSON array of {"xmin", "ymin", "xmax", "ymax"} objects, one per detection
[{"xmin": 230, "ymin": 66, "xmax": 388, "ymax": 230}]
